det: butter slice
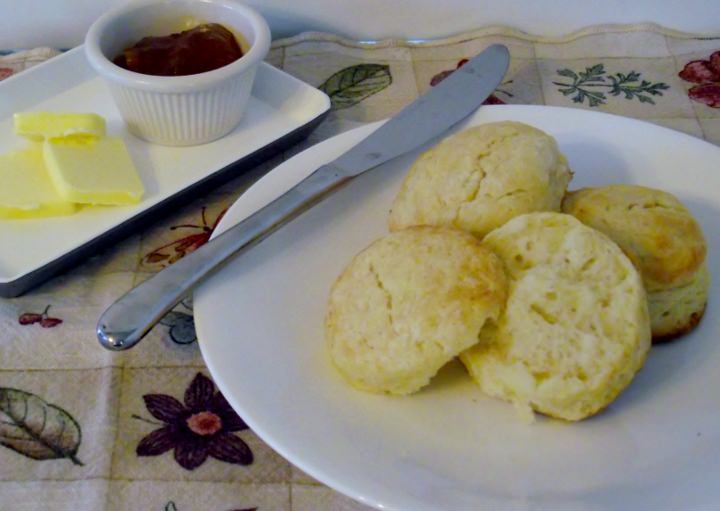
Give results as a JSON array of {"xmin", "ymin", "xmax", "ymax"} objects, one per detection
[
  {"xmin": 15, "ymin": 112, "xmax": 106, "ymax": 141},
  {"xmin": 0, "ymin": 146, "xmax": 76, "ymax": 219},
  {"xmin": 43, "ymin": 137, "xmax": 144, "ymax": 205}
]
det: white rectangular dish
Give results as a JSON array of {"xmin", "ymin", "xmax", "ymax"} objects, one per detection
[{"xmin": 0, "ymin": 46, "xmax": 330, "ymax": 297}]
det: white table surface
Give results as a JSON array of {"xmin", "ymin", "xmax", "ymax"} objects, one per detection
[{"xmin": 1, "ymin": 0, "xmax": 719, "ymax": 49}]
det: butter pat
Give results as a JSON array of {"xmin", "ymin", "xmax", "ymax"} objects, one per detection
[
  {"xmin": 43, "ymin": 137, "xmax": 144, "ymax": 205},
  {"xmin": 0, "ymin": 147, "xmax": 77, "ymax": 219},
  {"xmin": 15, "ymin": 112, "xmax": 106, "ymax": 141}
]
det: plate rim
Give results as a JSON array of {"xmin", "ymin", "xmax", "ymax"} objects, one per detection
[{"xmin": 195, "ymin": 104, "xmax": 720, "ymax": 510}]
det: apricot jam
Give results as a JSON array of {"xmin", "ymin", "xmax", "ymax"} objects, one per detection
[{"xmin": 113, "ymin": 23, "xmax": 244, "ymax": 76}]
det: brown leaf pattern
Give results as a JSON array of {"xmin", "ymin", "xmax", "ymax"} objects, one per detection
[{"xmin": 0, "ymin": 388, "xmax": 83, "ymax": 465}]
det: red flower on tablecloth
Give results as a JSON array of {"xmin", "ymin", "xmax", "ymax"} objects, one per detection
[
  {"xmin": 135, "ymin": 373, "xmax": 252, "ymax": 470},
  {"xmin": 430, "ymin": 58, "xmax": 511, "ymax": 104},
  {"xmin": 678, "ymin": 50, "xmax": 720, "ymax": 108},
  {"xmin": 0, "ymin": 67, "xmax": 14, "ymax": 81},
  {"xmin": 18, "ymin": 305, "xmax": 63, "ymax": 328},
  {"xmin": 142, "ymin": 206, "xmax": 227, "ymax": 268}
]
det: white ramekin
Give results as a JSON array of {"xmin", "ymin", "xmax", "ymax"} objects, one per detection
[{"xmin": 84, "ymin": 0, "xmax": 271, "ymax": 146}]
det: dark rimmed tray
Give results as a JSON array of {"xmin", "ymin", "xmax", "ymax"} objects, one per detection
[{"xmin": 0, "ymin": 47, "xmax": 330, "ymax": 297}]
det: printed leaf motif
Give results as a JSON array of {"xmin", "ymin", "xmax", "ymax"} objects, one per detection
[
  {"xmin": 579, "ymin": 64, "xmax": 606, "ymax": 82},
  {"xmin": 0, "ymin": 388, "xmax": 83, "ymax": 465},
  {"xmin": 160, "ymin": 311, "xmax": 196, "ymax": 345},
  {"xmin": 556, "ymin": 68, "xmax": 578, "ymax": 79},
  {"xmin": 319, "ymin": 63, "xmax": 392, "ymax": 109},
  {"xmin": 553, "ymin": 64, "xmax": 669, "ymax": 107},
  {"xmin": 160, "ymin": 298, "xmax": 196, "ymax": 345}
]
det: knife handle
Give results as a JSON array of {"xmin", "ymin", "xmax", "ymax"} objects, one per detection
[{"xmin": 96, "ymin": 163, "xmax": 348, "ymax": 350}]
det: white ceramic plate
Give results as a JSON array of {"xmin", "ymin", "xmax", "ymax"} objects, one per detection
[
  {"xmin": 194, "ymin": 105, "xmax": 720, "ymax": 511},
  {"xmin": 0, "ymin": 47, "xmax": 329, "ymax": 296}
]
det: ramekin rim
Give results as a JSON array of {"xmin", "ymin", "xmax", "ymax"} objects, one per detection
[{"xmin": 84, "ymin": 0, "xmax": 271, "ymax": 92}]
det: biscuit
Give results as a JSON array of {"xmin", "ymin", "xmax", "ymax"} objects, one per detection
[
  {"xmin": 326, "ymin": 226, "xmax": 507, "ymax": 395},
  {"xmin": 562, "ymin": 185, "xmax": 706, "ymax": 292},
  {"xmin": 389, "ymin": 122, "xmax": 572, "ymax": 238},
  {"xmin": 460, "ymin": 213, "xmax": 651, "ymax": 421},
  {"xmin": 649, "ymin": 262, "xmax": 710, "ymax": 342}
]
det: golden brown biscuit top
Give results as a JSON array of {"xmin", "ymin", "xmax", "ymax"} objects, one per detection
[
  {"xmin": 388, "ymin": 121, "xmax": 572, "ymax": 238},
  {"xmin": 328, "ymin": 226, "xmax": 508, "ymax": 345},
  {"xmin": 325, "ymin": 226, "xmax": 508, "ymax": 394},
  {"xmin": 562, "ymin": 184, "xmax": 706, "ymax": 291}
]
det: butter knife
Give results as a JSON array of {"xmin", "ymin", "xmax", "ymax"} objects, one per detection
[{"xmin": 97, "ymin": 44, "xmax": 510, "ymax": 350}]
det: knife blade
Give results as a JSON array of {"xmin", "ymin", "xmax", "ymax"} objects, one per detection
[
  {"xmin": 97, "ymin": 44, "xmax": 510, "ymax": 350},
  {"xmin": 332, "ymin": 44, "xmax": 509, "ymax": 175}
]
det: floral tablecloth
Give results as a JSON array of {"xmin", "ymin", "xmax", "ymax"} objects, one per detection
[{"xmin": 1, "ymin": 24, "xmax": 719, "ymax": 511}]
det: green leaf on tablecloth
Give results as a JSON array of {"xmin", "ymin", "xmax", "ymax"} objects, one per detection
[
  {"xmin": 0, "ymin": 388, "xmax": 83, "ymax": 465},
  {"xmin": 319, "ymin": 63, "xmax": 392, "ymax": 109},
  {"xmin": 553, "ymin": 64, "xmax": 669, "ymax": 107},
  {"xmin": 556, "ymin": 68, "xmax": 578, "ymax": 79}
]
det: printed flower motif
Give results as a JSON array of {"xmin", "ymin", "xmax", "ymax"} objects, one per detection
[
  {"xmin": 18, "ymin": 305, "xmax": 63, "ymax": 328},
  {"xmin": 135, "ymin": 373, "xmax": 252, "ymax": 470},
  {"xmin": 687, "ymin": 83, "xmax": 720, "ymax": 107},
  {"xmin": 430, "ymin": 58, "xmax": 511, "ymax": 104},
  {"xmin": 678, "ymin": 50, "xmax": 720, "ymax": 108},
  {"xmin": 142, "ymin": 206, "xmax": 227, "ymax": 269}
]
